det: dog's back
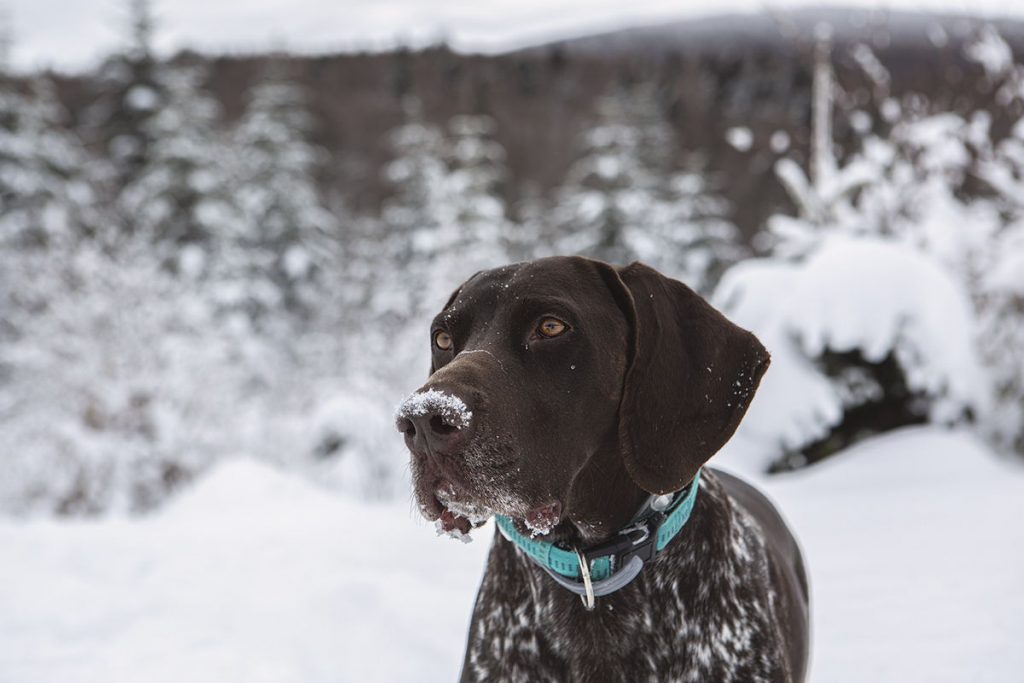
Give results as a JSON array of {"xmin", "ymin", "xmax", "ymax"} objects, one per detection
[{"xmin": 715, "ymin": 468, "xmax": 811, "ymax": 683}]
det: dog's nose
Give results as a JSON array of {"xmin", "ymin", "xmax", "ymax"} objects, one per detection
[
  {"xmin": 395, "ymin": 389, "xmax": 475, "ymax": 457},
  {"xmin": 397, "ymin": 412, "xmax": 465, "ymax": 456}
]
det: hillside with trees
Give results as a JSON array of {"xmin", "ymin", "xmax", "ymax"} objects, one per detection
[{"xmin": 2, "ymin": 3, "xmax": 1023, "ymax": 513}]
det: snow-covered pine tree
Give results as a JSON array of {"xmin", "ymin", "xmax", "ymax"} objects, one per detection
[
  {"xmin": 436, "ymin": 114, "xmax": 513, "ymax": 283},
  {"xmin": 554, "ymin": 86, "xmax": 672, "ymax": 267},
  {"xmin": 0, "ymin": 73, "xmax": 103, "ymax": 459},
  {"xmin": 365, "ymin": 104, "xmax": 518, "ymax": 381},
  {"xmin": 629, "ymin": 169, "xmax": 743, "ymax": 294},
  {"xmin": 231, "ymin": 65, "xmax": 339, "ymax": 320},
  {"xmin": 0, "ymin": 76, "xmax": 98, "ymax": 249},
  {"xmin": 308, "ymin": 106, "xmax": 522, "ymax": 499},
  {"xmin": 379, "ymin": 107, "xmax": 514, "ymax": 327},
  {"xmin": 324, "ymin": 98, "xmax": 453, "ymax": 473},
  {"xmin": 0, "ymin": 68, "xmax": 264, "ymax": 513},
  {"xmin": 376, "ymin": 97, "xmax": 450, "ymax": 326},
  {"xmin": 85, "ymin": 0, "xmax": 164, "ymax": 192},
  {"xmin": 0, "ymin": 71, "xmax": 298, "ymax": 512},
  {"xmin": 118, "ymin": 64, "xmax": 244, "ymax": 271},
  {"xmin": 554, "ymin": 85, "xmax": 741, "ymax": 292}
]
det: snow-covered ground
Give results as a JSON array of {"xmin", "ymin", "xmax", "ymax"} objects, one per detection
[
  {"xmin": 1, "ymin": 426, "xmax": 1022, "ymax": 682},
  {"xmin": 756, "ymin": 428, "xmax": 1024, "ymax": 682}
]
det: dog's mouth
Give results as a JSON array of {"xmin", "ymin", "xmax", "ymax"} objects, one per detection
[
  {"xmin": 412, "ymin": 477, "xmax": 489, "ymax": 542},
  {"xmin": 415, "ymin": 476, "xmax": 563, "ymax": 543},
  {"xmin": 433, "ymin": 480, "xmax": 490, "ymax": 540}
]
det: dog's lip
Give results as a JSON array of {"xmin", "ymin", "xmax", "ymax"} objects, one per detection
[
  {"xmin": 417, "ymin": 493, "xmax": 443, "ymax": 521},
  {"xmin": 414, "ymin": 474, "xmax": 445, "ymax": 521},
  {"xmin": 434, "ymin": 479, "xmax": 491, "ymax": 528},
  {"xmin": 412, "ymin": 459, "xmax": 464, "ymax": 519},
  {"xmin": 414, "ymin": 477, "xmax": 486, "ymax": 531},
  {"xmin": 523, "ymin": 501, "xmax": 562, "ymax": 537}
]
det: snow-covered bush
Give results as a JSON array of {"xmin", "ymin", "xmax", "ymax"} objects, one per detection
[
  {"xmin": 975, "ymin": 226, "xmax": 1024, "ymax": 455},
  {"xmin": 974, "ymin": 120, "xmax": 1024, "ymax": 455},
  {"xmin": 717, "ymin": 33, "xmax": 990, "ymax": 470},
  {"xmin": 0, "ymin": 240, "xmax": 279, "ymax": 513},
  {"xmin": 302, "ymin": 382, "xmax": 410, "ymax": 500},
  {"xmin": 715, "ymin": 234, "xmax": 984, "ymax": 467}
]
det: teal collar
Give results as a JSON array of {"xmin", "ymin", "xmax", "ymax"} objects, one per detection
[{"xmin": 495, "ymin": 469, "xmax": 702, "ymax": 608}]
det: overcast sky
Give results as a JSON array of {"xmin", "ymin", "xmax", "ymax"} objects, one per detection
[{"xmin": 7, "ymin": 0, "xmax": 1023, "ymax": 73}]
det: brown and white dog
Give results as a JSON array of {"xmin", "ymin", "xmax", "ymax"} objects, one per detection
[{"xmin": 397, "ymin": 256, "xmax": 810, "ymax": 682}]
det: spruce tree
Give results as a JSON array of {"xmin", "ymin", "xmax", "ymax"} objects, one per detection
[
  {"xmin": 377, "ymin": 98, "xmax": 450, "ymax": 324},
  {"xmin": 554, "ymin": 85, "xmax": 740, "ymax": 292},
  {"xmin": 86, "ymin": 0, "xmax": 164, "ymax": 191},
  {"xmin": 232, "ymin": 67, "xmax": 338, "ymax": 317},
  {"xmin": 0, "ymin": 77, "xmax": 97, "ymax": 249},
  {"xmin": 435, "ymin": 114, "xmax": 513, "ymax": 287},
  {"xmin": 118, "ymin": 65, "xmax": 243, "ymax": 271}
]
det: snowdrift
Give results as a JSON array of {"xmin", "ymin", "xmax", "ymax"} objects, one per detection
[{"xmin": 1, "ymin": 428, "xmax": 1022, "ymax": 682}]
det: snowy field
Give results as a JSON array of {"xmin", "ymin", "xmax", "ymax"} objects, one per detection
[{"xmin": 1, "ymin": 426, "xmax": 1021, "ymax": 682}]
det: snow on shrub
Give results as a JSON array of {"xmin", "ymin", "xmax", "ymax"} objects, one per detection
[
  {"xmin": 715, "ymin": 234, "xmax": 984, "ymax": 467},
  {"xmin": 304, "ymin": 385, "xmax": 409, "ymax": 500}
]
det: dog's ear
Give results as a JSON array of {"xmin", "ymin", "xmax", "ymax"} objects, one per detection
[{"xmin": 601, "ymin": 261, "xmax": 770, "ymax": 494}]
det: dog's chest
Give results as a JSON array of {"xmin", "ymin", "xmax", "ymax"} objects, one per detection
[{"xmin": 461, "ymin": 493, "xmax": 787, "ymax": 682}]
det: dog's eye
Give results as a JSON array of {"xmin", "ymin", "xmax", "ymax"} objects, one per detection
[
  {"xmin": 537, "ymin": 318, "xmax": 567, "ymax": 338},
  {"xmin": 434, "ymin": 330, "xmax": 454, "ymax": 351}
]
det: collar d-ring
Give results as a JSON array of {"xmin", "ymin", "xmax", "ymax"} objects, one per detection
[{"xmin": 574, "ymin": 546, "xmax": 596, "ymax": 610}]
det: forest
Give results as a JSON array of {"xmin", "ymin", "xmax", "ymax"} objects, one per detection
[{"xmin": 1, "ymin": 3, "xmax": 1023, "ymax": 517}]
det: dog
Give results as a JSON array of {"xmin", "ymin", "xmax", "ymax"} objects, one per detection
[{"xmin": 396, "ymin": 256, "xmax": 810, "ymax": 682}]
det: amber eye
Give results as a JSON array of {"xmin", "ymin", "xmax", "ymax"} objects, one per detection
[
  {"xmin": 537, "ymin": 318, "xmax": 567, "ymax": 338},
  {"xmin": 434, "ymin": 330, "xmax": 453, "ymax": 351}
]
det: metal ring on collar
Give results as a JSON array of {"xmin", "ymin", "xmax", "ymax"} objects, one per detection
[{"xmin": 574, "ymin": 546, "xmax": 596, "ymax": 610}]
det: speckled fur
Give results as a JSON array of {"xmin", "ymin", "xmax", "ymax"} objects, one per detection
[
  {"xmin": 461, "ymin": 471, "xmax": 801, "ymax": 683},
  {"xmin": 397, "ymin": 257, "xmax": 808, "ymax": 680}
]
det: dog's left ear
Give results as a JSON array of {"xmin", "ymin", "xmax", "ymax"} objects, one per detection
[{"xmin": 601, "ymin": 261, "xmax": 770, "ymax": 495}]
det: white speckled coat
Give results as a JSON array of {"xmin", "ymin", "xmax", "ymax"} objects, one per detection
[{"xmin": 460, "ymin": 470, "xmax": 810, "ymax": 683}]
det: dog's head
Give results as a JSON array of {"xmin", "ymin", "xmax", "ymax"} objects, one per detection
[{"xmin": 396, "ymin": 256, "xmax": 769, "ymax": 541}]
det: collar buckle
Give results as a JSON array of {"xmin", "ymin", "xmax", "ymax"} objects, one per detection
[{"xmin": 582, "ymin": 511, "xmax": 665, "ymax": 571}]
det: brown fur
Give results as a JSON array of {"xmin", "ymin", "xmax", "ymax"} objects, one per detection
[{"xmin": 397, "ymin": 256, "xmax": 809, "ymax": 682}]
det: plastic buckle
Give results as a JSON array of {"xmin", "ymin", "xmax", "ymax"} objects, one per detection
[{"xmin": 582, "ymin": 512, "xmax": 665, "ymax": 572}]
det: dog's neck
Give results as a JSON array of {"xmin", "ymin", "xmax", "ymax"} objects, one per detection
[
  {"xmin": 475, "ymin": 470, "xmax": 797, "ymax": 682},
  {"xmin": 559, "ymin": 438, "xmax": 653, "ymax": 544},
  {"xmin": 488, "ymin": 473, "xmax": 765, "ymax": 675}
]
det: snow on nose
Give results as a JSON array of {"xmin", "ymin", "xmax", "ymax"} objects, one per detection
[{"xmin": 394, "ymin": 388, "xmax": 473, "ymax": 431}]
